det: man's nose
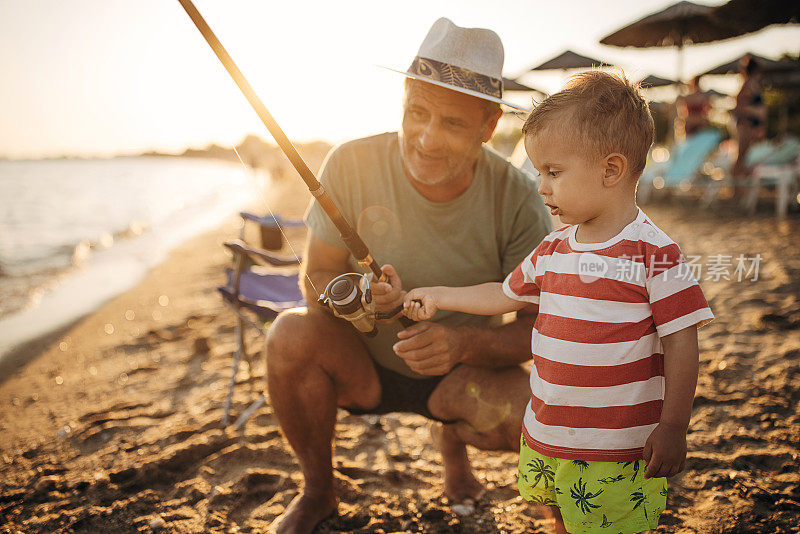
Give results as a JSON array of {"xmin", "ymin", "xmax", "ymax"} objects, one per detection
[{"xmin": 418, "ymin": 119, "xmax": 441, "ymax": 151}]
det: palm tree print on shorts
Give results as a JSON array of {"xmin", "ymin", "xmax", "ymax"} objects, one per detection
[
  {"xmin": 618, "ymin": 460, "xmax": 641, "ymax": 482},
  {"xmin": 598, "ymin": 474, "xmax": 626, "ymax": 484},
  {"xmin": 571, "ymin": 477, "xmax": 604, "ymax": 514},
  {"xmin": 630, "ymin": 490, "xmax": 648, "ymax": 519},
  {"xmin": 529, "ymin": 494, "xmax": 558, "ymax": 506},
  {"xmin": 571, "ymin": 460, "xmax": 590, "ymax": 471},
  {"xmin": 518, "ymin": 466, "xmax": 528, "ymax": 483},
  {"xmin": 526, "ymin": 457, "xmax": 556, "ymax": 488}
]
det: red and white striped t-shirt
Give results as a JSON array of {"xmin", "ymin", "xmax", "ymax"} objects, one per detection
[{"xmin": 502, "ymin": 208, "xmax": 713, "ymax": 462}]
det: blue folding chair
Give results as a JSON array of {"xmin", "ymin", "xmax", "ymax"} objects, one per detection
[{"xmin": 217, "ymin": 212, "xmax": 306, "ymax": 428}]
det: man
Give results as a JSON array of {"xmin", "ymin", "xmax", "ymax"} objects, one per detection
[{"xmin": 266, "ymin": 18, "xmax": 552, "ymax": 534}]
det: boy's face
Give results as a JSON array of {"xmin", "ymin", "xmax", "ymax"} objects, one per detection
[{"xmin": 525, "ymin": 128, "xmax": 606, "ymax": 226}]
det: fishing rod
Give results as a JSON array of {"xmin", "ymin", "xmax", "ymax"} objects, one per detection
[{"xmin": 176, "ymin": 0, "xmax": 407, "ymax": 334}]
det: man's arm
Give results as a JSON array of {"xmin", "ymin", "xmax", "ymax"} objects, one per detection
[
  {"xmin": 393, "ymin": 305, "xmax": 537, "ymax": 376},
  {"xmin": 456, "ymin": 304, "xmax": 538, "ymax": 367},
  {"xmin": 299, "ymin": 234, "xmax": 351, "ymax": 307},
  {"xmin": 301, "ymin": 234, "xmax": 406, "ymax": 313}
]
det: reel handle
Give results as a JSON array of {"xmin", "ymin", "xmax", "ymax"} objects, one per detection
[{"xmin": 376, "ymin": 304, "xmax": 415, "ymax": 328}]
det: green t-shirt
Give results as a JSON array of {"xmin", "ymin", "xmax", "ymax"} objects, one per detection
[{"xmin": 305, "ymin": 132, "xmax": 552, "ymax": 377}]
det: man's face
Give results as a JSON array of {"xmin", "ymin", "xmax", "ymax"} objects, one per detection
[
  {"xmin": 526, "ymin": 127, "xmax": 606, "ymax": 226},
  {"xmin": 400, "ymin": 81, "xmax": 497, "ymax": 188}
]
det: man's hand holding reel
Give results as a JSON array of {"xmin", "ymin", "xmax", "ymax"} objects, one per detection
[{"xmin": 318, "ymin": 264, "xmax": 408, "ymax": 338}]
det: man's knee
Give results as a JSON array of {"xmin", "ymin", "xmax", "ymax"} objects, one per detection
[
  {"xmin": 265, "ymin": 308, "xmax": 324, "ymax": 374},
  {"xmin": 430, "ymin": 364, "xmax": 529, "ymax": 435}
]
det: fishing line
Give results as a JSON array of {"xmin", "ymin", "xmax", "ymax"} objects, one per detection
[
  {"xmin": 178, "ymin": 0, "xmax": 410, "ymax": 334},
  {"xmin": 177, "ymin": 0, "xmax": 386, "ymax": 283},
  {"xmin": 230, "ymin": 144, "xmax": 320, "ymax": 297}
]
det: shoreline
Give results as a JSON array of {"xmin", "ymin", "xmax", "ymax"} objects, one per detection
[
  {"xmin": 0, "ymin": 156, "xmax": 263, "ymax": 354},
  {"xmin": 0, "ymin": 203, "xmax": 270, "ymax": 383}
]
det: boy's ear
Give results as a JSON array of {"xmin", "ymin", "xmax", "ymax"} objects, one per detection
[{"xmin": 602, "ymin": 153, "xmax": 628, "ymax": 187}]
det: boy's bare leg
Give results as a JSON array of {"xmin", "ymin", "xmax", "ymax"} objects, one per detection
[
  {"xmin": 265, "ymin": 308, "xmax": 381, "ymax": 534},
  {"xmin": 535, "ymin": 506, "xmax": 652, "ymax": 533},
  {"xmin": 540, "ymin": 506, "xmax": 568, "ymax": 534},
  {"xmin": 427, "ymin": 364, "xmax": 531, "ymax": 503}
]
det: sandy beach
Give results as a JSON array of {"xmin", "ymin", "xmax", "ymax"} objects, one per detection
[{"xmin": 1, "ymin": 168, "xmax": 799, "ymax": 533}]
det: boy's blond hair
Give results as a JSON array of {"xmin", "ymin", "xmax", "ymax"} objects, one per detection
[{"xmin": 522, "ymin": 70, "xmax": 654, "ymax": 178}]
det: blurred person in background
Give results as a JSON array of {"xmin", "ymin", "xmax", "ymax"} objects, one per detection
[
  {"xmin": 675, "ymin": 75, "xmax": 711, "ymax": 139},
  {"xmin": 732, "ymin": 56, "xmax": 767, "ymax": 198}
]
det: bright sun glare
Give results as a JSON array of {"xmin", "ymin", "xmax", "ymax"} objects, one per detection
[{"xmin": 0, "ymin": 0, "xmax": 798, "ymax": 158}]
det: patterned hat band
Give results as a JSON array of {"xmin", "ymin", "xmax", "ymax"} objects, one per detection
[{"xmin": 408, "ymin": 56, "xmax": 503, "ymax": 99}]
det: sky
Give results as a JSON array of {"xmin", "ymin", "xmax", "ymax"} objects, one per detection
[{"xmin": 1, "ymin": 0, "xmax": 798, "ymax": 159}]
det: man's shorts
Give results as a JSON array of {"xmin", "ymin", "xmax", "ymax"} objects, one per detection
[
  {"xmin": 341, "ymin": 362, "xmax": 457, "ymax": 424},
  {"xmin": 518, "ymin": 435, "xmax": 667, "ymax": 534}
]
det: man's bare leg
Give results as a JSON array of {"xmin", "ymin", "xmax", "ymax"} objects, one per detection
[
  {"xmin": 427, "ymin": 364, "xmax": 530, "ymax": 503},
  {"xmin": 429, "ymin": 423, "xmax": 485, "ymax": 503},
  {"xmin": 266, "ymin": 308, "xmax": 381, "ymax": 534}
]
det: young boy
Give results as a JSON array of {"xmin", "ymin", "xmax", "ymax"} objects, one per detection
[{"xmin": 403, "ymin": 71, "xmax": 713, "ymax": 533}]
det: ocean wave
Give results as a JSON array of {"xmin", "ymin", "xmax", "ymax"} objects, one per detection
[
  {"xmin": 0, "ymin": 220, "xmax": 152, "ymax": 279},
  {"xmin": 0, "ymin": 157, "xmax": 257, "ymax": 339}
]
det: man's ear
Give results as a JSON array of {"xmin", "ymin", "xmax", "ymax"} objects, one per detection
[
  {"xmin": 481, "ymin": 110, "xmax": 503, "ymax": 143},
  {"xmin": 602, "ymin": 153, "xmax": 628, "ymax": 187}
]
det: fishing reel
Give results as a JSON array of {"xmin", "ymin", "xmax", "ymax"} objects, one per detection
[
  {"xmin": 317, "ymin": 273, "xmax": 405, "ymax": 336},
  {"xmin": 318, "ymin": 273, "xmax": 379, "ymax": 337}
]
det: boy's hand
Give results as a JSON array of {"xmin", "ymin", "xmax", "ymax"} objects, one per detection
[
  {"xmin": 403, "ymin": 287, "xmax": 440, "ymax": 321},
  {"xmin": 642, "ymin": 422, "xmax": 687, "ymax": 479}
]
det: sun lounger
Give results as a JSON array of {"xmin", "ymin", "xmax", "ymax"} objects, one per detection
[
  {"xmin": 697, "ymin": 137, "xmax": 800, "ymax": 217},
  {"xmin": 639, "ymin": 129, "xmax": 723, "ymax": 203},
  {"xmin": 217, "ymin": 212, "xmax": 306, "ymax": 428},
  {"xmin": 742, "ymin": 138, "xmax": 800, "ymax": 218}
]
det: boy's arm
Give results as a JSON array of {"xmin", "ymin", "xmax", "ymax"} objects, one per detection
[
  {"xmin": 394, "ymin": 283, "xmax": 534, "ymax": 375},
  {"xmin": 404, "ymin": 282, "xmax": 527, "ymax": 320},
  {"xmin": 643, "ymin": 325, "xmax": 700, "ymax": 479}
]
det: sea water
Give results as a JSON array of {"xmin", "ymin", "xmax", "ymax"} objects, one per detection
[{"xmin": 0, "ymin": 156, "xmax": 262, "ymax": 357}]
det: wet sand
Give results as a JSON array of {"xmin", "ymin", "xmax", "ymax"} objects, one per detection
[{"xmin": 1, "ymin": 182, "xmax": 799, "ymax": 532}]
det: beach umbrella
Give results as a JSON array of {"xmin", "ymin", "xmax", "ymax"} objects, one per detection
[
  {"xmin": 502, "ymin": 77, "xmax": 544, "ymax": 93},
  {"xmin": 639, "ymin": 74, "xmax": 678, "ymax": 88},
  {"xmin": 705, "ymin": 88, "xmax": 729, "ymax": 98},
  {"xmin": 599, "ymin": 1, "xmax": 736, "ymax": 47},
  {"xmin": 698, "ymin": 53, "xmax": 800, "ymax": 77},
  {"xmin": 599, "ymin": 1, "xmax": 741, "ymax": 81},
  {"xmin": 499, "ymin": 78, "xmax": 545, "ymax": 115},
  {"xmin": 709, "ymin": 0, "xmax": 799, "ymax": 41},
  {"xmin": 529, "ymin": 50, "xmax": 608, "ymax": 71}
]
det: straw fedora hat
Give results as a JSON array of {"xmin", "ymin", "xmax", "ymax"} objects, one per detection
[{"xmin": 384, "ymin": 17, "xmax": 528, "ymax": 112}]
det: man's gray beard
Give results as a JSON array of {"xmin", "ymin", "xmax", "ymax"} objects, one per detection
[
  {"xmin": 406, "ymin": 165, "xmax": 454, "ymax": 187},
  {"xmin": 400, "ymin": 140, "xmax": 457, "ymax": 187}
]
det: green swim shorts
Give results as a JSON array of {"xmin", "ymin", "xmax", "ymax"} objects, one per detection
[{"xmin": 518, "ymin": 435, "xmax": 667, "ymax": 534}]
